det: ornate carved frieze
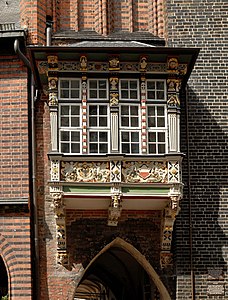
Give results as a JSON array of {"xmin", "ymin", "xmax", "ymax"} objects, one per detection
[
  {"xmin": 61, "ymin": 161, "xmax": 110, "ymax": 183},
  {"xmin": 122, "ymin": 161, "xmax": 168, "ymax": 183},
  {"xmin": 59, "ymin": 61, "xmax": 80, "ymax": 71},
  {"xmin": 38, "ymin": 60, "xmax": 187, "ymax": 75},
  {"xmin": 120, "ymin": 62, "xmax": 138, "ymax": 72}
]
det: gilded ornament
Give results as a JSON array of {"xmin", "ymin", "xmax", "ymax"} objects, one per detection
[
  {"xmin": 167, "ymin": 79, "xmax": 181, "ymax": 92},
  {"xmin": 109, "ymin": 77, "xmax": 119, "ymax": 90},
  {"xmin": 110, "ymin": 93, "xmax": 119, "ymax": 106},
  {"xmin": 167, "ymin": 94, "xmax": 180, "ymax": 106},
  {"xmin": 57, "ymin": 251, "xmax": 68, "ymax": 266},
  {"xmin": 160, "ymin": 252, "xmax": 173, "ymax": 268},
  {"xmin": 48, "ymin": 92, "xmax": 58, "ymax": 106},
  {"xmin": 47, "ymin": 55, "xmax": 58, "ymax": 70},
  {"xmin": 48, "ymin": 77, "xmax": 58, "ymax": 90},
  {"xmin": 109, "ymin": 57, "xmax": 120, "ymax": 71},
  {"xmin": 80, "ymin": 56, "xmax": 87, "ymax": 71},
  {"xmin": 139, "ymin": 56, "xmax": 147, "ymax": 72},
  {"xmin": 167, "ymin": 57, "xmax": 179, "ymax": 73}
]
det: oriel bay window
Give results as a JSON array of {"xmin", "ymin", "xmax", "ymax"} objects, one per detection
[{"xmin": 58, "ymin": 77, "xmax": 167, "ymax": 155}]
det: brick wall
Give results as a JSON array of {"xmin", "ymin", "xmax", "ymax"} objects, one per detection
[
  {"xmin": 0, "ymin": 207, "xmax": 32, "ymax": 300},
  {"xmin": 0, "ymin": 56, "xmax": 29, "ymax": 203},
  {"xmin": 44, "ymin": 0, "xmax": 165, "ymax": 38},
  {"xmin": 20, "ymin": 0, "xmax": 47, "ymax": 45},
  {"xmin": 166, "ymin": 0, "xmax": 228, "ymax": 299}
]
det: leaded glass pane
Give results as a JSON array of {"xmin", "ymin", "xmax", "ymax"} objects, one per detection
[
  {"xmin": 71, "ymin": 131, "xmax": 80, "ymax": 141},
  {"xmin": 132, "ymin": 144, "xmax": 139, "ymax": 153},
  {"xmin": 71, "ymin": 143, "xmax": 80, "ymax": 153},
  {"xmin": 61, "ymin": 131, "xmax": 69, "ymax": 141},
  {"xmin": 61, "ymin": 117, "xmax": 69, "ymax": 127}
]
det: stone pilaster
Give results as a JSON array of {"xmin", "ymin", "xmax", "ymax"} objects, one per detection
[
  {"xmin": 167, "ymin": 57, "xmax": 182, "ymax": 153},
  {"xmin": 47, "ymin": 55, "xmax": 59, "ymax": 152}
]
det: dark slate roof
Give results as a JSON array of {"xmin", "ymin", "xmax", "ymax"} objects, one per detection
[
  {"xmin": 0, "ymin": 0, "xmax": 20, "ymax": 30},
  {"xmin": 68, "ymin": 41, "xmax": 156, "ymax": 48},
  {"xmin": 53, "ymin": 30, "xmax": 165, "ymax": 46}
]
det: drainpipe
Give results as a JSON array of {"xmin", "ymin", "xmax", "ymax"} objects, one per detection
[
  {"xmin": 185, "ymin": 85, "xmax": 195, "ymax": 300},
  {"xmin": 46, "ymin": 18, "xmax": 53, "ymax": 46},
  {"xmin": 14, "ymin": 39, "xmax": 40, "ymax": 300}
]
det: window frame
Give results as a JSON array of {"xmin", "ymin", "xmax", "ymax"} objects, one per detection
[
  {"xmin": 147, "ymin": 104, "xmax": 168, "ymax": 154},
  {"xmin": 119, "ymin": 103, "xmax": 141, "ymax": 154},
  {"xmin": 87, "ymin": 78, "xmax": 109, "ymax": 101},
  {"xmin": 58, "ymin": 77, "xmax": 168, "ymax": 155},
  {"xmin": 59, "ymin": 103, "xmax": 82, "ymax": 154},
  {"xmin": 59, "ymin": 78, "xmax": 81, "ymax": 101},
  {"xmin": 87, "ymin": 103, "xmax": 110, "ymax": 154}
]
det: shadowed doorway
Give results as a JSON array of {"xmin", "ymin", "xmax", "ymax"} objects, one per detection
[{"xmin": 74, "ymin": 246, "xmax": 160, "ymax": 300}]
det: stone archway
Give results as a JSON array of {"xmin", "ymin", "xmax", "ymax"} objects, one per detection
[
  {"xmin": 0, "ymin": 235, "xmax": 11, "ymax": 299},
  {"xmin": 74, "ymin": 237, "xmax": 171, "ymax": 300}
]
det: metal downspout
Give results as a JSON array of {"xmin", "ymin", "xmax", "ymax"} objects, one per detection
[
  {"xmin": 185, "ymin": 85, "xmax": 195, "ymax": 300},
  {"xmin": 14, "ymin": 39, "xmax": 40, "ymax": 300}
]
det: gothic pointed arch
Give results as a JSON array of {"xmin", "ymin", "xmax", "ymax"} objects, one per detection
[
  {"xmin": 74, "ymin": 237, "xmax": 171, "ymax": 300},
  {"xmin": 0, "ymin": 233, "xmax": 28, "ymax": 299},
  {"xmin": 0, "ymin": 255, "xmax": 8, "ymax": 298}
]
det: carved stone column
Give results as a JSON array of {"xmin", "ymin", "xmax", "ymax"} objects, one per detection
[
  {"xmin": 47, "ymin": 55, "xmax": 59, "ymax": 152},
  {"xmin": 167, "ymin": 57, "xmax": 182, "ymax": 153},
  {"xmin": 160, "ymin": 194, "xmax": 181, "ymax": 268},
  {"xmin": 50, "ymin": 191, "xmax": 68, "ymax": 266}
]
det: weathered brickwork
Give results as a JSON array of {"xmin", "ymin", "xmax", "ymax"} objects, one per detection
[
  {"xmin": 0, "ymin": 57, "xmax": 29, "ymax": 203},
  {"xmin": 30, "ymin": 0, "xmax": 165, "ymax": 39},
  {"xmin": 20, "ymin": 0, "xmax": 47, "ymax": 45},
  {"xmin": 166, "ymin": 0, "xmax": 228, "ymax": 299},
  {"xmin": 0, "ymin": 209, "xmax": 32, "ymax": 300}
]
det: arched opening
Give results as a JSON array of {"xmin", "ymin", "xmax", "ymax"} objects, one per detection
[
  {"xmin": 0, "ymin": 256, "xmax": 8, "ymax": 299},
  {"xmin": 74, "ymin": 238, "xmax": 171, "ymax": 300}
]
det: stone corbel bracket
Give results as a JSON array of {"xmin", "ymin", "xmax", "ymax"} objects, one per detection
[
  {"xmin": 160, "ymin": 189, "xmax": 181, "ymax": 268},
  {"xmin": 108, "ymin": 185, "xmax": 122, "ymax": 226},
  {"xmin": 50, "ymin": 190, "xmax": 69, "ymax": 266}
]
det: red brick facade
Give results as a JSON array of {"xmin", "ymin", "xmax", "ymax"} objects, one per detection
[
  {"xmin": 1, "ymin": 0, "xmax": 227, "ymax": 299},
  {"xmin": 0, "ymin": 50, "xmax": 31, "ymax": 298}
]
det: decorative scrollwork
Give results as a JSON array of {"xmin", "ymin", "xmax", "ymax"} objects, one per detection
[
  {"xmin": 61, "ymin": 161, "xmax": 110, "ymax": 183},
  {"xmin": 122, "ymin": 161, "xmax": 168, "ymax": 183}
]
